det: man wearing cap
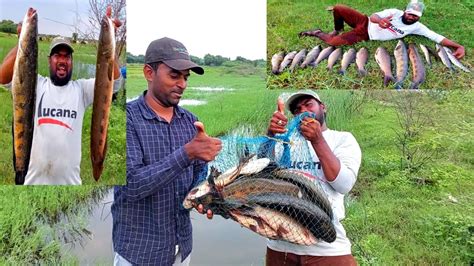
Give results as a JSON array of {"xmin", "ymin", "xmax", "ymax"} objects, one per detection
[
  {"xmin": 265, "ymin": 90, "xmax": 362, "ymax": 265},
  {"xmin": 0, "ymin": 12, "xmax": 122, "ymax": 185},
  {"xmin": 299, "ymin": 2, "xmax": 465, "ymax": 59},
  {"xmin": 111, "ymin": 37, "xmax": 222, "ymax": 265}
]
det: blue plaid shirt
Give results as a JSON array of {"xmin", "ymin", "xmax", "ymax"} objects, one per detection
[{"xmin": 112, "ymin": 92, "xmax": 207, "ymax": 265}]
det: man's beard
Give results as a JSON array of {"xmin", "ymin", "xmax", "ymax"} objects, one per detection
[
  {"xmin": 402, "ymin": 15, "xmax": 417, "ymax": 25},
  {"xmin": 50, "ymin": 69, "xmax": 72, "ymax": 86}
]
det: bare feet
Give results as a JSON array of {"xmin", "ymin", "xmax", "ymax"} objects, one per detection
[
  {"xmin": 299, "ymin": 28, "xmax": 322, "ymax": 37},
  {"xmin": 328, "ymin": 30, "xmax": 340, "ymax": 37}
]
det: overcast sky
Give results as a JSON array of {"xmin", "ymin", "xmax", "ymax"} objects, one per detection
[
  {"xmin": 127, "ymin": 0, "xmax": 267, "ymax": 60},
  {"xmin": 0, "ymin": 0, "xmax": 91, "ymax": 37},
  {"xmin": 0, "ymin": 0, "xmax": 267, "ymax": 60}
]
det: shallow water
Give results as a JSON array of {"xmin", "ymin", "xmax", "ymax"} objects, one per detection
[
  {"xmin": 188, "ymin": 87, "xmax": 235, "ymax": 92},
  {"xmin": 71, "ymin": 190, "xmax": 266, "ymax": 265}
]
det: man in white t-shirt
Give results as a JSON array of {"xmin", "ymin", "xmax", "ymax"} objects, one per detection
[
  {"xmin": 299, "ymin": 1, "xmax": 465, "ymax": 59},
  {"xmin": 0, "ymin": 12, "xmax": 122, "ymax": 185},
  {"xmin": 265, "ymin": 90, "xmax": 362, "ymax": 265}
]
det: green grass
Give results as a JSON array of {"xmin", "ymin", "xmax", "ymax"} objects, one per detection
[
  {"xmin": 267, "ymin": 0, "xmax": 474, "ymax": 90},
  {"xmin": 0, "ymin": 33, "xmax": 125, "ymax": 185}
]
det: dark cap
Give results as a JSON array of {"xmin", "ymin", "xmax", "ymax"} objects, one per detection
[
  {"xmin": 145, "ymin": 37, "xmax": 204, "ymax": 75},
  {"xmin": 49, "ymin": 36, "xmax": 74, "ymax": 55}
]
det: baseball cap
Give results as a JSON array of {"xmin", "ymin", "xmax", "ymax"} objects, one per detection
[
  {"xmin": 285, "ymin": 89, "xmax": 322, "ymax": 114},
  {"xmin": 405, "ymin": 1, "xmax": 424, "ymax": 17},
  {"xmin": 145, "ymin": 37, "xmax": 204, "ymax": 75},
  {"xmin": 49, "ymin": 36, "xmax": 74, "ymax": 55}
]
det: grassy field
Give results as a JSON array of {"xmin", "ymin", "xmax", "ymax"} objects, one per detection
[
  {"xmin": 0, "ymin": 32, "xmax": 126, "ymax": 185},
  {"xmin": 267, "ymin": 0, "xmax": 474, "ymax": 90},
  {"xmin": 218, "ymin": 89, "xmax": 473, "ymax": 264},
  {"xmin": 127, "ymin": 62, "xmax": 270, "ymax": 136}
]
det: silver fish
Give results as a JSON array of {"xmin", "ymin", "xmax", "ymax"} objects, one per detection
[
  {"xmin": 271, "ymin": 52, "xmax": 285, "ymax": 74},
  {"xmin": 436, "ymin": 44, "xmax": 454, "ymax": 71},
  {"xmin": 326, "ymin": 47, "xmax": 342, "ymax": 70},
  {"xmin": 419, "ymin": 44, "xmax": 432, "ymax": 67},
  {"xmin": 12, "ymin": 8, "xmax": 38, "ymax": 184},
  {"xmin": 338, "ymin": 48, "xmax": 356, "ymax": 75},
  {"xmin": 301, "ymin": 45, "xmax": 321, "ymax": 68},
  {"xmin": 443, "ymin": 47, "xmax": 471, "ymax": 73},
  {"xmin": 375, "ymin": 47, "xmax": 395, "ymax": 86},
  {"xmin": 355, "ymin": 47, "xmax": 369, "ymax": 77},
  {"xmin": 247, "ymin": 193, "xmax": 336, "ymax": 243},
  {"xmin": 230, "ymin": 206, "xmax": 318, "ymax": 246},
  {"xmin": 394, "ymin": 40, "xmax": 409, "ymax": 90},
  {"xmin": 408, "ymin": 43, "xmax": 426, "ymax": 90},
  {"xmin": 312, "ymin": 46, "xmax": 334, "ymax": 67},
  {"xmin": 289, "ymin": 49, "xmax": 307, "ymax": 72},
  {"xmin": 278, "ymin": 51, "xmax": 297, "ymax": 73}
]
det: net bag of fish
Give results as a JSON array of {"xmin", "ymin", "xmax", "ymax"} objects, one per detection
[{"xmin": 183, "ymin": 112, "xmax": 336, "ymax": 245}]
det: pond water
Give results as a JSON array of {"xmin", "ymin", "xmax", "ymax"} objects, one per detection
[{"xmin": 71, "ymin": 190, "xmax": 267, "ymax": 265}]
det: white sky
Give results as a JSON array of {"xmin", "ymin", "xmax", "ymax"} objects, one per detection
[
  {"xmin": 0, "ymin": 0, "xmax": 92, "ymax": 37},
  {"xmin": 127, "ymin": 0, "xmax": 267, "ymax": 60},
  {"xmin": 0, "ymin": 0, "xmax": 267, "ymax": 60}
]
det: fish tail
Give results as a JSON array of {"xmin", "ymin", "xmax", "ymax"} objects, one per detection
[
  {"xmin": 409, "ymin": 82, "xmax": 419, "ymax": 90},
  {"xmin": 383, "ymin": 76, "xmax": 394, "ymax": 87},
  {"xmin": 394, "ymin": 82, "xmax": 403, "ymax": 90},
  {"xmin": 358, "ymin": 69, "xmax": 367, "ymax": 77}
]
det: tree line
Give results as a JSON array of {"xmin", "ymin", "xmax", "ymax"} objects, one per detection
[{"xmin": 127, "ymin": 52, "xmax": 265, "ymax": 67}]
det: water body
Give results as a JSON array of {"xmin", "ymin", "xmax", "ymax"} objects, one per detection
[
  {"xmin": 126, "ymin": 97, "xmax": 208, "ymax": 106},
  {"xmin": 188, "ymin": 87, "xmax": 235, "ymax": 92},
  {"xmin": 72, "ymin": 190, "xmax": 266, "ymax": 265}
]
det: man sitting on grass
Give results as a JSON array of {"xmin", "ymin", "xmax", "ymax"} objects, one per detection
[{"xmin": 299, "ymin": 1, "xmax": 465, "ymax": 59}]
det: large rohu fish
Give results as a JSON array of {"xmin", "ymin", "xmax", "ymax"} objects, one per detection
[
  {"xmin": 183, "ymin": 157, "xmax": 336, "ymax": 245},
  {"xmin": 12, "ymin": 8, "xmax": 38, "ymax": 185},
  {"xmin": 90, "ymin": 10, "xmax": 115, "ymax": 181}
]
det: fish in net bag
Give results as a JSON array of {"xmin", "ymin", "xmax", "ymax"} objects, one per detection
[{"xmin": 183, "ymin": 112, "xmax": 337, "ymax": 245}]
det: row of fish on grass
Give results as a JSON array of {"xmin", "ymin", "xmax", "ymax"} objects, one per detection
[
  {"xmin": 184, "ymin": 156, "xmax": 336, "ymax": 245},
  {"xmin": 11, "ymin": 7, "xmax": 115, "ymax": 183},
  {"xmin": 271, "ymin": 41, "xmax": 470, "ymax": 89}
]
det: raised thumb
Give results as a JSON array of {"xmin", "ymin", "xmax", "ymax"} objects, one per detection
[
  {"xmin": 277, "ymin": 97, "xmax": 285, "ymax": 115},
  {"xmin": 194, "ymin": 121, "xmax": 207, "ymax": 136}
]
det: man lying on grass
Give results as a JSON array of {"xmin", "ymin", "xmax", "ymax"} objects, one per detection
[{"xmin": 299, "ymin": 1, "xmax": 465, "ymax": 59}]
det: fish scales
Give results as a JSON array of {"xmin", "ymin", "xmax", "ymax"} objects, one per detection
[
  {"xmin": 231, "ymin": 206, "xmax": 317, "ymax": 245},
  {"xmin": 247, "ymin": 193, "xmax": 336, "ymax": 243},
  {"xmin": 278, "ymin": 51, "xmax": 297, "ymax": 73},
  {"xmin": 408, "ymin": 43, "xmax": 426, "ymax": 90},
  {"xmin": 443, "ymin": 46, "xmax": 471, "ymax": 73},
  {"xmin": 375, "ymin": 47, "xmax": 395, "ymax": 87},
  {"xmin": 355, "ymin": 47, "xmax": 369, "ymax": 77},
  {"xmin": 338, "ymin": 48, "xmax": 356, "ymax": 75},
  {"xmin": 312, "ymin": 46, "xmax": 334, "ymax": 67},
  {"xmin": 289, "ymin": 49, "xmax": 307, "ymax": 72},
  {"xmin": 271, "ymin": 52, "xmax": 285, "ymax": 74},
  {"xmin": 90, "ymin": 14, "xmax": 116, "ymax": 181},
  {"xmin": 12, "ymin": 8, "xmax": 38, "ymax": 184},
  {"xmin": 301, "ymin": 46, "xmax": 321, "ymax": 68},
  {"xmin": 394, "ymin": 40, "xmax": 409, "ymax": 89},
  {"xmin": 326, "ymin": 47, "xmax": 342, "ymax": 71}
]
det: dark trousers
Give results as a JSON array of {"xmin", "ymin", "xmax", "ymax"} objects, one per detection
[
  {"xmin": 266, "ymin": 247, "xmax": 358, "ymax": 266},
  {"xmin": 326, "ymin": 4, "xmax": 370, "ymax": 46}
]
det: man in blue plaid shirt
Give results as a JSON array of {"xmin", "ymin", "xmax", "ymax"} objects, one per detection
[{"xmin": 112, "ymin": 37, "xmax": 222, "ymax": 265}]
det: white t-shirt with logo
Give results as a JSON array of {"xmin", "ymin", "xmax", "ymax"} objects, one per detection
[
  {"xmin": 368, "ymin": 9, "xmax": 445, "ymax": 43},
  {"xmin": 6, "ymin": 75, "xmax": 121, "ymax": 185},
  {"xmin": 267, "ymin": 129, "xmax": 362, "ymax": 256}
]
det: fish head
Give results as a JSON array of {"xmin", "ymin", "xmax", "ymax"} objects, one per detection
[{"xmin": 183, "ymin": 181, "xmax": 212, "ymax": 209}]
